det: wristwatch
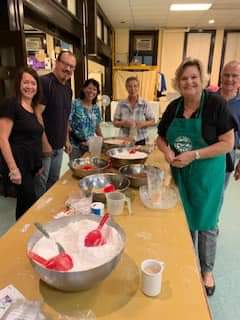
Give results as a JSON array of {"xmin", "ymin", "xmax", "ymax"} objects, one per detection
[{"xmin": 195, "ymin": 150, "xmax": 201, "ymax": 160}]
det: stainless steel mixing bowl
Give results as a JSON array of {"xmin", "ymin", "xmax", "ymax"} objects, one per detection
[
  {"xmin": 106, "ymin": 147, "xmax": 149, "ymax": 169},
  {"xmin": 119, "ymin": 164, "xmax": 162, "ymax": 188},
  {"xmin": 69, "ymin": 157, "xmax": 109, "ymax": 178},
  {"xmin": 79, "ymin": 173, "xmax": 130, "ymax": 202},
  {"xmin": 27, "ymin": 215, "xmax": 126, "ymax": 292},
  {"xmin": 103, "ymin": 137, "xmax": 134, "ymax": 151}
]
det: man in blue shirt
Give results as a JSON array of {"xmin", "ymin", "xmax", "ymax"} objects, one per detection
[{"xmin": 219, "ymin": 60, "xmax": 240, "ymax": 183}]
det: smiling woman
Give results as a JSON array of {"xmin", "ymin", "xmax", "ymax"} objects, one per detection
[
  {"xmin": 157, "ymin": 57, "xmax": 236, "ymax": 296},
  {"xmin": 0, "ymin": 67, "xmax": 43, "ymax": 220},
  {"xmin": 69, "ymin": 78, "xmax": 103, "ymax": 160}
]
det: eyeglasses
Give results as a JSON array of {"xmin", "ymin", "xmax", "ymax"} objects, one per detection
[
  {"xmin": 223, "ymin": 73, "xmax": 240, "ymax": 79},
  {"xmin": 58, "ymin": 59, "xmax": 76, "ymax": 71}
]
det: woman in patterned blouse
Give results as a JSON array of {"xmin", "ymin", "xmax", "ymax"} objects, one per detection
[{"xmin": 69, "ymin": 79, "xmax": 102, "ymax": 159}]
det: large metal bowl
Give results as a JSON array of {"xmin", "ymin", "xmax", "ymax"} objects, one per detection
[
  {"xmin": 27, "ymin": 215, "xmax": 126, "ymax": 292},
  {"xmin": 103, "ymin": 137, "xmax": 134, "ymax": 152},
  {"xmin": 79, "ymin": 173, "xmax": 130, "ymax": 202},
  {"xmin": 69, "ymin": 157, "xmax": 109, "ymax": 178},
  {"xmin": 107, "ymin": 147, "xmax": 149, "ymax": 169},
  {"xmin": 119, "ymin": 164, "xmax": 162, "ymax": 188}
]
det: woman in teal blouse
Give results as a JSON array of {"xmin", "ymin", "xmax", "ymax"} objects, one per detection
[{"xmin": 69, "ymin": 79, "xmax": 102, "ymax": 159}]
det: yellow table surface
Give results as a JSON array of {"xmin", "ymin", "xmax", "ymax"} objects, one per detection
[{"xmin": 0, "ymin": 150, "xmax": 212, "ymax": 319}]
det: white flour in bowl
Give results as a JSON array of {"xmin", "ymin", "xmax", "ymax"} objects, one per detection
[
  {"xmin": 32, "ymin": 219, "xmax": 123, "ymax": 272},
  {"xmin": 112, "ymin": 150, "xmax": 148, "ymax": 160}
]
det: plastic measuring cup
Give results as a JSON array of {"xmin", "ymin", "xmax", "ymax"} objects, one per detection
[
  {"xmin": 106, "ymin": 191, "xmax": 131, "ymax": 215},
  {"xmin": 88, "ymin": 136, "xmax": 103, "ymax": 157},
  {"xmin": 147, "ymin": 168, "xmax": 164, "ymax": 202}
]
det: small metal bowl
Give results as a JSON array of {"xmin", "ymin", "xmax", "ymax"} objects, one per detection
[
  {"xmin": 106, "ymin": 147, "xmax": 149, "ymax": 169},
  {"xmin": 27, "ymin": 215, "xmax": 126, "ymax": 292},
  {"xmin": 119, "ymin": 164, "xmax": 161, "ymax": 188},
  {"xmin": 69, "ymin": 157, "xmax": 109, "ymax": 178},
  {"xmin": 79, "ymin": 173, "xmax": 130, "ymax": 202},
  {"xmin": 103, "ymin": 137, "xmax": 134, "ymax": 151}
]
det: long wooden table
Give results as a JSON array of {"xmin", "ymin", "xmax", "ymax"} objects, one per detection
[{"xmin": 0, "ymin": 150, "xmax": 212, "ymax": 319}]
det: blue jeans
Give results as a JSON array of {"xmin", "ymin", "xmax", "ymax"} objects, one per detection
[{"xmin": 35, "ymin": 149, "xmax": 63, "ymax": 199}]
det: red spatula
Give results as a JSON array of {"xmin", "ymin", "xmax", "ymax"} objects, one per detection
[
  {"xmin": 33, "ymin": 222, "xmax": 73, "ymax": 271},
  {"xmin": 28, "ymin": 251, "xmax": 73, "ymax": 271},
  {"xmin": 84, "ymin": 213, "xmax": 110, "ymax": 247}
]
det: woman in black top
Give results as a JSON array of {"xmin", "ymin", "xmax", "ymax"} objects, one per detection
[
  {"xmin": 157, "ymin": 58, "xmax": 235, "ymax": 296},
  {"xmin": 0, "ymin": 67, "xmax": 43, "ymax": 219}
]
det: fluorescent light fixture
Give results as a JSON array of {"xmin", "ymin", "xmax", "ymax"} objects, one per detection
[
  {"xmin": 208, "ymin": 19, "xmax": 215, "ymax": 24},
  {"xmin": 170, "ymin": 3, "xmax": 212, "ymax": 11}
]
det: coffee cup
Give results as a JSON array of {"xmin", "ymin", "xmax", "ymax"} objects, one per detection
[{"xmin": 141, "ymin": 259, "xmax": 165, "ymax": 297}]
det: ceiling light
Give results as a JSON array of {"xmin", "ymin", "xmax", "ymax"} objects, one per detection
[
  {"xmin": 170, "ymin": 3, "xmax": 212, "ymax": 11},
  {"xmin": 208, "ymin": 19, "xmax": 215, "ymax": 24}
]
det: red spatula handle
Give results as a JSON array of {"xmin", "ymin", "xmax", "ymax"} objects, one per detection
[
  {"xmin": 98, "ymin": 213, "xmax": 110, "ymax": 230},
  {"xmin": 28, "ymin": 251, "xmax": 48, "ymax": 266}
]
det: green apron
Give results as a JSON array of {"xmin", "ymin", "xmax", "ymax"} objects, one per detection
[{"xmin": 166, "ymin": 92, "xmax": 225, "ymax": 231}]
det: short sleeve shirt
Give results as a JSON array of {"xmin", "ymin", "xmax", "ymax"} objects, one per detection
[
  {"xmin": 158, "ymin": 90, "xmax": 237, "ymax": 145},
  {"xmin": 225, "ymin": 93, "xmax": 240, "ymax": 144},
  {"xmin": 69, "ymin": 99, "xmax": 102, "ymax": 145},
  {"xmin": 114, "ymin": 97, "xmax": 155, "ymax": 142},
  {"xmin": 0, "ymin": 97, "xmax": 43, "ymax": 175},
  {"xmin": 40, "ymin": 72, "xmax": 72, "ymax": 149}
]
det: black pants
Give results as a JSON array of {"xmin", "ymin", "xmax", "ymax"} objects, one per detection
[{"xmin": 14, "ymin": 173, "xmax": 36, "ymax": 220}]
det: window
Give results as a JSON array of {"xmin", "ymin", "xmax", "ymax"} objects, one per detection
[
  {"xmin": 183, "ymin": 30, "xmax": 215, "ymax": 74},
  {"xmin": 97, "ymin": 16, "xmax": 102, "ymax": 40},
  {"xmin": 104, "ymin": 25, "xmax": 108, "ymax": 45},
  {"xmin": 129, "ymin": 31, "xmax": 158, "ymax": 65}
]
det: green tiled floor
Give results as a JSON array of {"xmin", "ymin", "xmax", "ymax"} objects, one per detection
[{"xmin": 0, "ymin": 124, "xmax": 239, "ymax": 319}]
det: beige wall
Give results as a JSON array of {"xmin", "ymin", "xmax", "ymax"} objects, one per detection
[
  {"xmin": 88, "ymin": 59, "xmax": 105, "ymax": 94},
  {"xmin": 114, "ymin": 29, "xmax": 129, "ymax": 64},
  {"xmin": 114, "ymin": 27, "xmax": 228, "ymax": 92},
  {"xmin": 160, "ymin": 29, "xmax": 185, "ymax": 92}
]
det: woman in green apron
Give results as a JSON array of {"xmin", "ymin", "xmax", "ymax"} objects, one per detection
[{"xmin": 157, "ymin": 58, "xmax": 235, "ymax": 296}]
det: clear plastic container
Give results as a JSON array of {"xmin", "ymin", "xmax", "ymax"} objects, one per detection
[
  {"xmin": 88, "ymin": 136, "xmax": 103, "ymax": 157},
  {"xmin": 147, "ymin": 167, "xmax": 164, "ymax": 202},
  {"xmin": 65, "ymin": 191, "xmax": 93, "ymax": 215}
]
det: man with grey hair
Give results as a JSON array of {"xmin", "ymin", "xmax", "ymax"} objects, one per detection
[
  {"xmin": 113, "ymin": 76, "xmax": 155, "ymax": 145},
  {"xmin": 220, "ymin": 60, "xmax": 240, "ymax": 182}
]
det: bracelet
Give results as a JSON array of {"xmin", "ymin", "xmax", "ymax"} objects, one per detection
[
  {"xmin": 194, "ymin": 150, "xmax": 201, "ymax": 160},
  {"xmin": 9, "ymin": 168, "xmax": 19, "ymax": 176}
]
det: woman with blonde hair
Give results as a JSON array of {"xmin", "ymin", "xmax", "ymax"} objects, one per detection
[{"xmin": 157, "ymin": 58, "xmax": 236, "ymax": 296}]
